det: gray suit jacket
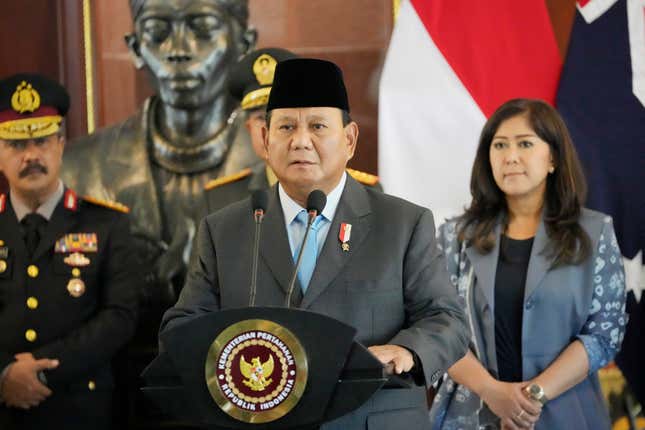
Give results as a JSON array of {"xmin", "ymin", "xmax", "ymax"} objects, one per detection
[
  {"xmin": 431, "ymin": 209, "xmax": 627, "ymax": 430},
  {"xmin": 161, "ymin": 176, "xmax": 469, "ymax": 429}
]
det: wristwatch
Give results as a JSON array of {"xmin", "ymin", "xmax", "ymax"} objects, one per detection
[{"xmin": 525, "ymin": 383, "xmax": 548, "ymax": 405}]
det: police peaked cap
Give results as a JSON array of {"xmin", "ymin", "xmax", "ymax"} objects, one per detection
[
  {"xmin": 0, "ymin": 73, "xmax": 69, "ymax": 140},
  {"xmin": 229, "ymin": 48, "xmax": 298, "ymax": 111}
]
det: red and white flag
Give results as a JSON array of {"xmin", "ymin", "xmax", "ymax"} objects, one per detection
[{"xmin": 379, "ymin": 0, "xmax": 563, "ymax": 224}]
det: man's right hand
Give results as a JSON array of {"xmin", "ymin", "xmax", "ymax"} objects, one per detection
[{"xmin": 1, "ymin": 355, "xmax": 58, "ymax": 409}]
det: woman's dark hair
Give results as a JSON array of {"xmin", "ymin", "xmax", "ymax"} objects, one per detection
[{"xmin": 457, "ymin": 98, "xmax": 591, "ymax": 268}]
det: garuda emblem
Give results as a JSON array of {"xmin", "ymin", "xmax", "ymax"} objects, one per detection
[{"xmin": 240, "ymin": 355, "xmax": 274, "ymax": 391}]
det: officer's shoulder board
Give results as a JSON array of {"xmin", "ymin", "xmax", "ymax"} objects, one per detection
[
  {"xmin": 346, "ymin": 168, "xmax": 379, "ymax": 186},
  {"xmin": 81, "ymin": 195, "xmax": 130, "ymax": 213},
  {"xmin": 204, "ymin": 168, "xmax": 253, "ymax": 191}
]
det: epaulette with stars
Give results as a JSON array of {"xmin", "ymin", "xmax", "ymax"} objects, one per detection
[
  {"xmin": 346, "ymin": 168, "xmax": 379, "ymax": 186},
  {"xmin": 81, "ymin": 195, "xmax": 130, "ymax": 213},
  {"xmin": 204, "ymin": 168, "xmax": 253, "ymax": 191}
]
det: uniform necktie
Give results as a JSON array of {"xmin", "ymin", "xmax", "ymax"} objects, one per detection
[
  {"xmin": 293, "ymin": 211, "xmax": 324, "ymax": 292},
  {"xmin": 22, "ymin": 213, "xmax": 48, "ymax": 257}
]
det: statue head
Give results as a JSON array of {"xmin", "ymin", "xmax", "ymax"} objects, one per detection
[{"xmin": 125, "ymin": 0, "xmax": 257, "ymax": 110}]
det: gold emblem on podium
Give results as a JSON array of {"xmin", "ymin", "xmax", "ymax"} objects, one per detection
[
  {"xmin": 205, "ymin": 319, "xmax": 308, "ymax": 423},
  {"xmin": 241, "ymin": 355, "xmax": 274, "ymax": 391}
]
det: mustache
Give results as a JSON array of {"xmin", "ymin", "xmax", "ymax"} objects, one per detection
[{"xmin": 19, "ymin": 163, "xmax": 47, "ymax": 178}]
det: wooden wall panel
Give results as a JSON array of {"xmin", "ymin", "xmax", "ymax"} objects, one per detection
[
  {"xmin": 93, "ymin": 1, "xmax": 145, "ymax": 127},
  {"xmin": 0, "ymin": 1, "xmax": 61, "ymax": 80}
]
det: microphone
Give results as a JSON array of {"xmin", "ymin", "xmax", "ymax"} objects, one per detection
[
  {"xmin": 285, "ymin": 190, "xmax": 327, "ymax": 307},
  {"xmin": 249, "ymin": 190, "xmax": 268, "ymax": 307}
]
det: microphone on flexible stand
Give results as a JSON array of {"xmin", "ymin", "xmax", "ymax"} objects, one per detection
[
  {"xmin": 285, "ymin": 190, "xmax": 327, "ymax": 307},
  {"xmin": 249, "ymin": 190, "xmax": 268, "ymax": 307}
]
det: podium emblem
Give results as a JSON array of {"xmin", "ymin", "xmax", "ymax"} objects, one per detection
[{"xmin": 206, "ymin": 319, "xmax": 308, "ymax": 423}]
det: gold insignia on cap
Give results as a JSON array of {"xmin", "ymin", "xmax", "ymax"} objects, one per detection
[
  {"xmin": 241, "ymin": 87, "xmax": 271, "ymax": 110},
  {"xmin": 11, "ymin": 81, "xmax": 41, "ymax": 113},
  {"xmin": 253, "ymin": 54, "xmax": 278, "ymax": 86},
  {"xmin": 67, "ymin": 278, "xmax": 86, "ymax": 298}
]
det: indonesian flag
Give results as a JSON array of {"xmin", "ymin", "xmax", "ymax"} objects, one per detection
[{"xmin": 379, "ymin": 0, "xmax": 562, "ymax": 224}]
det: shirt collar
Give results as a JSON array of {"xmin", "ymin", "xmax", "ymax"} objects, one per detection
[
  {"xmin": 10, "ymin": 180, "xmax": 64, "ymax": 222},
  {"xmin": 278, "ymin": 172, "xmax": 347, "ymax": 224}
]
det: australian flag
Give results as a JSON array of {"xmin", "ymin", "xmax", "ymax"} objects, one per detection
[{"xmin": 556, "ymin": 0, "xmax": 645, "ymax": 406}]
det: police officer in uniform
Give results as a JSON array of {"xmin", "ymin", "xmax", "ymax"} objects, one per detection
[
  {"xmin": 205, "ymin": 48, "xmax": 380, "ymax": 212},
  {"xmin": 0, "ymin": 74, "xmax": 139, "ymax": 430}
]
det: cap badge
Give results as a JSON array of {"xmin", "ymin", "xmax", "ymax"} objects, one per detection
[
  {"xmin": 253, "ymin": 54, "xmax": 278, "ymax": 86},
  {"xmin": 11, "ymin": 81, "xmax": 41, "ymax": 113}
]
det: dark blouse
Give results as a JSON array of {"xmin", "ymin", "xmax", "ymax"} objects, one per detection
[{"xmin": 494, "ymin": 235, "xmax": 534, "ymax": 382}]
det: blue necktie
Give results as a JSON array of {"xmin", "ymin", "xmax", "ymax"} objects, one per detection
[{"xmin": 293, "ymin": 211, "xmax": 324, "ymax": 292}]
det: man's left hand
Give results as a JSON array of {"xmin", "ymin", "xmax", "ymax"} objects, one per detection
[{"xmin": 368, "ymin": 345, "xmax": 414, "ymax": 374}]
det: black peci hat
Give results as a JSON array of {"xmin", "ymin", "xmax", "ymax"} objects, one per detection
[
  {"xmin": 0, "ymin": 73, "xmax": 70, "ymax": 140},
  {"xmin": 266, "ymin": 58, "xmax": 350, "ymax": 113},
  {"xmin": 229, "ymin": 48, "xmax": 298, "ymax": 111}
]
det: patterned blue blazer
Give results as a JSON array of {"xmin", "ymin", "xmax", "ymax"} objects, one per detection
[{"xmin": 430, "ymin": 208, "xmax": 627, "ymax": 430}]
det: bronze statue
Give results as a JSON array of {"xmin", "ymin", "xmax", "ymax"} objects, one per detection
[{"xmin": 62, "ymin": 0, "xmax": 259, "ymax": 307}]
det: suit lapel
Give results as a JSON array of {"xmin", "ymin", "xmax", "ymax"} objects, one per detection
[
  {"xmin": 259, "ymin": 186, "xmax": 297, "ymax": 297},
  {"xmin": 300, "ymin": 177, "xmax": 372, "ymax": 309},
  {"xmin": 465, "ymin": 222, "xmax": 502, "ymax": 312},
  {"xmin": 33, "ymin": 197, "xmax": 78, "ymax": 260},
  {"xmin": 524, "ymin": 217, "xmax": 550, "ymax": 301},
  {"xmin": 465, "ymin": 216, "xmax": 551, "ymax": 310}
]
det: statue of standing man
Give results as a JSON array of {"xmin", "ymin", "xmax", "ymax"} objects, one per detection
[{"xmin": 62, "ymin": 0, "xmax": 258, "ymax": 310}]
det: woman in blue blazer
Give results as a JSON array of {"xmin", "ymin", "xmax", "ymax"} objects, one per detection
[{"xmin": 429, "ymin": 99, "xmax": 627, "ymax": 430}]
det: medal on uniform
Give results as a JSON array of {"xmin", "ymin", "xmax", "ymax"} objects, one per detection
[
  {"xmin": 55, "ymin": 233, "xmax": 98, "ymax": 253},
  {"xmin": 64, "ymin": 252, "xmax": 90, "ymax": 267},
  {"xmin": 67, "ymin": 267, "xmax": 85, "ymax": 297},
  {"xmin": 67, "ymin": 277, "xmax": 86, "ymax": 297},
  {"xmin": 339, "ymin": 223, "xmax": 352, "ymax": 252}
]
